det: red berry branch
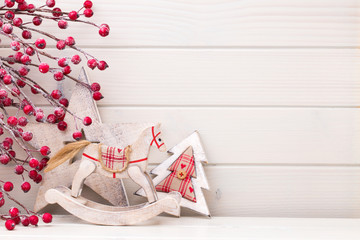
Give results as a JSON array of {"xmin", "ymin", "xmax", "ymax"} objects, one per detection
[{"xmin": 0, "ymin": 0, "xmax": 109, "ymax": 230}]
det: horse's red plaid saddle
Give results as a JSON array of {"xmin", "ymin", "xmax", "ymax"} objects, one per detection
[{"xmin": 99, "ymin": 144, "xmax": 131, "ymax": 173}]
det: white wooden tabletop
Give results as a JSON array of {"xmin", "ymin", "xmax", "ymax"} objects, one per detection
[{"xmin": 0, "ymin": 216, "xmax": 359, "ymax": 240}]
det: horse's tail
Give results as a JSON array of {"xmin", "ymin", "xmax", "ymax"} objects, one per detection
[{"xmin": 45, "ymin": 140, "xmax": 92, "ymax": 172}]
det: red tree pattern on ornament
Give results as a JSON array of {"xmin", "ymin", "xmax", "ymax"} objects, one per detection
[{"xmin": 156, "ymin": 146, "xmax": 197, "ymax": 202}]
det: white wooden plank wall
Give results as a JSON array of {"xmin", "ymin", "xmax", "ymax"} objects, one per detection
[{"xmin": 2, "ymin": 0, "xmax": 360, "ymax": 217}]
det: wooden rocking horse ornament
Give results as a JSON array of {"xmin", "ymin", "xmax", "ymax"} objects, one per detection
[{"xmin": 43, "ymin": 124, "xmax": 181, "ymax": 225}]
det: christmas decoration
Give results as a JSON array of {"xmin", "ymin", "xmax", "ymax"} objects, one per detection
[
  {"xmin": 0, "ymin": 0, "xmax": 110, "ymax": 230},
  {"xmin": 43, "ymin": 124, "xmax": 181, "ymax": 225},
  {"xmin": 136, "ymin": 131, "xmax": 211, "ymax": 216}
]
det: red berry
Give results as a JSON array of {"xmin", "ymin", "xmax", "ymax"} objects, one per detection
[
  {"xmin": 18, "ymin": 117, "xmax": 28, "ymax": 126},
  {"xmin": 46, "ymin": 0, "xmax": 55, "ymax": 7},
  {"xmin": 83, "ymin": 116, "xmax": 92, "ymax": 126},
  {"xmin": 59, "ymin": 98, "xmax": 69, "ymax": 107},
  {"xmin": 54, "ymin": 107, "xmax": 65, "ymax": 118},
  {"xmin": 52, "ymin": 7, "xmax": 62, "ymax": 17},
  {"xmin": 51, "ymin": 90, "xmax": 62, "ymax": 99},
  {"xmin": 56, "ymin": 40, "xmax": 66, "ymax": 50},
  {"xmin": 29, "ymin": 215, "xmax": 39, "ymax": 226},
  {"xmin": 22, "ymin": 30, "xmax": 32, "ymax": 39},
  {"xmin": 9, "ymin": 207, "xmax": 19, "ymax": 217},
  {"xmin": 16, "ymin": 79, "xmax": 25, "ymax": 87},
  {"xmin": 31, "ymin": 85, "xmax": 40, "ymax": 94},
  {"xmin": 62, "ymin": 66, "xmax": 71, "ymax": 75},
  {"xmin": 5, "ymin": 11, "xmax": 15, "ymax": 20},
  {"xmin": 65, "ymin": 36, "xmax": 75, "ymax": 46},
  {"xmin": 32, "ymin": 16, "xmax": 42, "ymax": 26},
  {"xmin": 7, "ymin": 116, "xmax": 18, "ymax": 126},
  {"xmin": 17, "ymin": 2, "xmax": 27, "ymax": 10},
  {"xmin": 57, "ymin": 58, "xmax": 68, "ymax": 67},
  {"xmin": 27, "ymin": 4, "xmax": 35, "ymax": 13},
  {"xmin": 40, "ymin": 146, "xmax": 51, "ymax": 156},
  {"xmin": 87, "ymin": 59, "xmax": 97, "ymax": 69},
  {"xmin": 20, "ymin": 54, "xmax": 31, "ymax": 65},
  {"xmin": 7, "ymin": 55, "xmax": 14, "ymax": 64},
  {"xmin": 5, "ymin": 0, "xmax": 15, "ymax": 7},
  {"xmin": 0, "ymin": 154, "xmax": 10, "ymax": 165},
  {"xmin": 68, "ymin": 11, "xmax": 79, "ymax": 20},
  {"xmin": 29, "ymin": 158, "xmax": 39, "ymax": 168},
  {"xmin": 22, "ymin": 131, "xmax": 33, "ymax": 141},
  {"xmin": 4, "ymin": 137, "xmax": 13, "ymax": 146},
  {"xmin": 35, "ymin": 38, "xmax": 46, "ymax": 49},
  {"xmin": 84, "ymin": 0, "xmax": 92, "ymax": 8},
  {"xmin": 2, "ymin": 142, "xmax": 10, "ymax": 151},
  {"xmin": 3, "ymin": 181, "xmax": 14, "ymax": 192},
  {"xmin": 35, "ymin": 110, "xmax": 44, "ymax": 122},
  {"xmin": 71, "ymin": 55, "xmax": 81, "ymax": 64},
  {"xmin": 18, "ymin": 66, "xmax": 29, "ymax": 76},
  {"xmin": 13, "ymin": 17, "xmax": 22, "ymax": 27},
  {"xmin": 91, "ymin": 82, "xmax": 101, "ymax": 92},
  {"xmin": 84, "ymin": 8, "xmax": 93, "ymax": 17},
  {"xmin": 26, "ymin": 46, "xmax": 35, "ymax": 56},
  {"xmin": 5, "ymin": 220, "xmax": 15, "ymax": 230},
  {"xmin": 99, "ymin": 25, "xmax": 110, "ymax": 37},
  {"xmin": 97, "ymin": 61, "xmax": 108, "ymax": 70},
  {"xmin": 21, "ymin": 182, "xmax": 31, "ymax": 193},
  {"xmin": 28, "ymin": 170, "xmax": 37, "ymax": 179},
  {"xmin": 0, "ymin": 198, "xmax": 4, "ymax": 207},
  {"xmin": 11, "ymin": 88, "xmax": 18, "ymax": 96},
  {"xmin": 46, "ymin": 114, "xmax": 56, "ymax": 123},
  {"xmin": 21, "ymin": 217, "xmax": 30, "ymax": 226},
  {"xmin": 2, "ymin": 142, "xmax": 10, "ymax": 150},
  {"xmin": 2, "ymin": 24, "xmax": 13, "ymax": 34},
  {"xmin": 33, "ymin": 17, "xmax": 42, "ymax": 26},
  {"xmin": 15, "ymin": 165, "xmax": 24, "ymax": 174},
  {"xmin": 39, "ymin": 62, "xmax": 49, "ymax": 73},
  {"xmin": 34, "ymin": 174, "xmax": 42, "ymax": 183},
  {"xmin": 23, "ymin": 104, "xmax": 34, "ymax": 115},
  {"xmin": 58, "ymin": 19, "xmax": 68, "ymax": 29},
  {"xmin": 53, "ymin": 71, "xmax": 64, "ymax": 81},
  {"xmin": 92, "ymin": 91, "xmax": 103, "ymax": 101},
  {"xmin": 3, "ymin": 74, "xmax": 12, "ymax": 85},
  {"xmin": 10, "ymin": 41, "xmax": 20, "ymax": 51},
  {"xmin": 14, "ymin": 52, "xmax": 23, "ymax": 62},
  {"xmin": 3, "ymin": 97, "xmax": 12, "ymax": 106},
  {"xmin": 57, "ymin": 121, "xmax": 67, "ymax": 131},
  {"xmin": 42, "ymin": 213, "xmax": 52, "ymax": 223},
  {"xmin": 73, "ymin": 131, "xmax": 82, "ymax": 140},
  {"xmin": 0, "ymin": 89, "xmax": 8, "ymax": 98}
]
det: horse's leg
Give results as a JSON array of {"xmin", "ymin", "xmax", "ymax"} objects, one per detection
[
  {"xmin": 127, "ymin": 165, "xmax": 158, "ymax": 203},
  {"xmin": 143, "ymin": 171, "xmax": 158, "ymax": 198},
  {"xmin": 71, "ymin": 159, "xmax": 97, "ymax": 198}
]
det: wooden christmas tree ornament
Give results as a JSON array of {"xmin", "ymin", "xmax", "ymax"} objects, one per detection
[{"xmin": 136, "ymin": 131, "xmax": 210, "ymax": 217}]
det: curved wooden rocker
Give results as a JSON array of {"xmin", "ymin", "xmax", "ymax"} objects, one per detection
[{"xmin": 45, "ymin": 186, "xmax": 181, "ymax": 225}]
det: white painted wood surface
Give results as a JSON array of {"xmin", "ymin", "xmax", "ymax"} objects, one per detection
[
  {"xmin": 1, "ymin": 0, "xmax": 359, "ymax": 220},
  {"xmin": 14, "ymin": 0, "xmax": 359, "ymax": 47},
  {"xmin": 2, "ymin": 215, "xmax": 360, "ymax": 240},
  {"xmin": 8, "ymin": 48, "xmax": 360, "ymax": 106}
]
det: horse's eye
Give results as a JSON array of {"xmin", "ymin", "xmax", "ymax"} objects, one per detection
[{"xmin": 158, "ymin": 138, "xmax": 162, "ymax": 142}]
